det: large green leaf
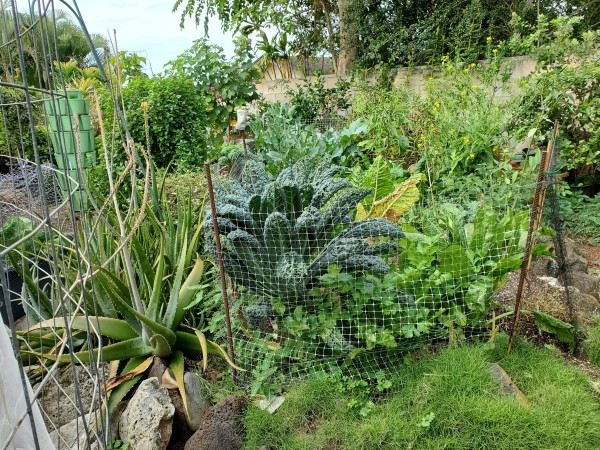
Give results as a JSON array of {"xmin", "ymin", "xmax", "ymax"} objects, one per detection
[{"xmin": 29, "ymin": 316, "xmax": 137, "ymax": 341}]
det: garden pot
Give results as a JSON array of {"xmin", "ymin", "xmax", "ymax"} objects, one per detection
[
  {"xmin": 45, "ymin": 98, "xmax": 90, "ymax": 116},
  {"xmin": 65, "ymin": 90, "xmax": 83, "ymax": 100},
  {"xmin": 60, "ymin": 189, "xmax": 88, "ymax": 211},
  {"xmin": 53, "ymin": 151, "xmax": 97, "ymax": 170},
  {"xmin": 50, "ymin": 130, "xmax": 95, "ymax": 154},
  {"xmin": 57, "ymin": 168, "xmax": 86, "ymax": 192},
  {"xmin": 47, "ymin": 114, "xmax": 91, "ymax": 132},
  {"xmin": 0, "ymin": 261, "xmax": 52, "ymax": 324}
]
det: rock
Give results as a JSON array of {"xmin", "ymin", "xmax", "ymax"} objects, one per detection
[
  {"xmin": 48, "ymin": 414, "xmax": 99, "ymax": 450},
  {"xmin": 184, "ymin": 372, "xmax": 212, "ymax": 432},
  {"xmin": 560, "ymin": 272, "xmax": 600, "ymax": 300},
  {"xmin": 570, "ymin": 289, "xmax": 600, "ymax": 325},
  {"xmin": 561, "ymin": 237, "xmax": 589, "ymax": 273},
  {"xmin": 495, "ymin": 273, "xmax": 600, "ymax": 327},
  {"xmin": 529, "ymin": 256, "xmax": 559, "ymax": 278},
  {"xmin": 168, "ymin": 388, "xmax": 193, "ymax": 445},
  {"xmin": 119, "ymin": 377, "xmax": 174, "ymax": 450},
  {"xmin": 148, "ymin": 357, "xmax": 169, "ymax": 382},
  {"xmin": 184, "ymin": 396, "xmax": 246, "ymax": 450}
]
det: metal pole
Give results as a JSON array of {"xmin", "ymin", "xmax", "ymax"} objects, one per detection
[
  {"xmin": 508, "ymin": 122, "xmax": 558, "ymax": 353},
  {"xmin": 204, "ymin": 163, "xmax": 237, "ymax": 383}
]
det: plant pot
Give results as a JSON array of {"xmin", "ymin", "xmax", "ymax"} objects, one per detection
[
  {"xmin": 45, "ymin": 98, "xmax": 90, "ymax": 116},
  {"xmin": 57, "ymin": 169, "xmax": 86, "ymax": 192},
  {"xmin": 47, "ymin": 114, "xmax": 91, "ymax": 132},
  {"xmin": 53, "ymin": 151, "xmax": 97, "ymax": 170},
  {"xmin": 50, "ymin": 130, "xmax": 95, "ymax": 154},
  {"xmin": 0, "ymin": 261, "xmax": 53, "ymax": 324},
  {"xmin": 65, "ymin": 90, "xmax": 83, "ymax": 100},
  {"xmin": 60, "ymin": 189, "xmax": 88, "ymax": 211}
]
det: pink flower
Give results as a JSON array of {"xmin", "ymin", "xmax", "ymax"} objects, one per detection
[
  {"xmin": 216, "ymin": 93, "xmax": 222, "ymax": 100},
  {"xmin": 210, "ymin": 86, "xmax": 215, "ymax": 92}
]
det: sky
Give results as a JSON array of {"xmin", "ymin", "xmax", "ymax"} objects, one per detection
[{"xmin": 73, "ymin": 0, "xmax": 235, "ymax": 75}]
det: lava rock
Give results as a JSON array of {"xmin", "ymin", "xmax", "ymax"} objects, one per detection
[
  {"xmin": 184, "ymin": 396, "xmax": 246, "ymax": 450},
  {"xmin": 119, "ymin": 377, "xmax": 174, "ymax": 450},
  {"xmin": 148, "ymin": 357, "xmax": 169, "ymax": 382}
]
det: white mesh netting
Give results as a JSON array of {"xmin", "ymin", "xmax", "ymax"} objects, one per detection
[{"xmin": 205, "ymin": 157, "xmax": 534, "ymax": 383}]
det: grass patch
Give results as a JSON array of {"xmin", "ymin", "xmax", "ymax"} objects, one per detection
[
  {"xmin": 585, "ymin": 317, "xmax": 600, "ymax": 367},
  {"xmin": 243, "ymin": 335, "xmax": 600, "ymax": 450}
]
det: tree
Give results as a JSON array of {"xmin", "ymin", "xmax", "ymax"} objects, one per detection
[
  {"xmin": 173, "ymin": 0, "xmax": 348, "ymax": 73},
  {"xmin": 0, "ymin": 3, "xmax": 107, "ymax": 86}
]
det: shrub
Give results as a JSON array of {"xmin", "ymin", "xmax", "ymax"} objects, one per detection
[
  {"xmin": 165, "ymin": 36, "xmax": 260, "ymax": 133},
  {"xmin": 121, "ymin": 75, "xmax": 209, "ymax": 169}
]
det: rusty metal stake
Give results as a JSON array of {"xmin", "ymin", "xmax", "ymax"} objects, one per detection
[
  {"xmin": 508, "ymin": 122, "xmax": 558, "ymax": 354},
  {"xmin": 204, "ymin": 162, "xmax": 237, "ymax": 383}
]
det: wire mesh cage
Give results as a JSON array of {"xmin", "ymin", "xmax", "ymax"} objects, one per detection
[
  {"xmin": 204, "ymin": 154, "xmax": 536, "ymax": 386},
  {"xmin": 0, "ymin": 1, "xmax": 120, "ymax": 448}
]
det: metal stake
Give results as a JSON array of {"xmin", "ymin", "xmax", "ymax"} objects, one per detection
[
  {"xmin": 204, "ymin": 162, "xmax": 237, "ymax": 383},
  {"xmin": 508, "ymin": 122, "xmax": 558, "ymax": 353}
]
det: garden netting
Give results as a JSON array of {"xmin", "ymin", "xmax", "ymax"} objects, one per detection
[{"xmin": 204, "ymin": 155, "xmax": 542, "ymax": 385}]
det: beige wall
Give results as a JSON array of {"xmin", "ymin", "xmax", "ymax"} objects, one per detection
[{"xmin": 255, "ymin": 56, "xmax": 537, "ymax": 104}]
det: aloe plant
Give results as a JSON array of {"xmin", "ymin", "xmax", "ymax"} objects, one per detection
[
  {"xmin": 19, "ymin": 172, "xmax": 238, "ymax": 373},
  {"xmin": 205, "ymin": 159, "xmax": 404, "ymax": 305}
]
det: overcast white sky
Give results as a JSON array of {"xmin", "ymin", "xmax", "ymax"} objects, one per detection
[{"xmin": 74, "ymin": 0, "xmax": 235, "ymax": 74}]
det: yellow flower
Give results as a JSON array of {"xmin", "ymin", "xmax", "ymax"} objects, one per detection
[
  {"xmin": 428, "ymin": 77, "xmax": 433, "ymax": 81},
  {"xmin": 486, "ymin": 36, "xmax": 492, "ymax": 42},
  {"xmin": 230, "ymin": 119, "xmax": 237, "ymax": 127},
  {"xmin": 417, "ymin": 143, "xmax": 423, "ymax": 148},
  {"xmin": 463, "ymin": 136, "xmax": 471, "ymax": 145},
  {"xmin": 463, "ymin": 68, "xmax": 469, "ymax": 73},
  {"xmin": 492, "ymin": 49, "xmax": 498, "ymax": 54},
  {"xmin": 434, "ymin": 101, "xmax": 440, "ymax": 108},
  {"xmin": 140, "ymin": 101, "xmax": 149, "ymax": 109},
  {"xmin": 521, "ymin": 79, "xmax": 528, "ymax": 85},
  {"xmin": 471, "ymin": 85, "xmax": 477, "ymax": 89},
  {"xmin": 470, "ymin": 63, "xmax": 476, "ymax": 68},
  {"xmin": 206, "ymin": 105, "xmax": 213, "ymax": 111},
  {"xmin": 469, "ymin": 153, "xmax": 475, "ymax": 159}
]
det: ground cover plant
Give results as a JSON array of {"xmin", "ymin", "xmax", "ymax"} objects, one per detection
[{"xmin": 243, "ymin": 335, "xmax": 600, "ymax": 450}]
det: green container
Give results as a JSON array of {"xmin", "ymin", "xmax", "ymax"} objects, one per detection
[
  {"xmin": 65, "ymin": 90, "xmax": 83, "ymax": 100},
  {"xmin": 47, "ymin": 114, "xmax": 92, "ymax": 131},
  {"xmin": 60, "ymin": 189, "xmax": 88, "ymax": 211},
  {"xmin": 45, "ymin": 98, "xmax": 90, "ymax": 116},
  {"xmin": 53, "ymin": 151, "xmax": 97, "ymax": 170},
  {"xmin": 50, "ymin": 130, "xmax": 95, "ymax": 154},
  {"xmin": 57, "ymin": 169, "xmax": 86, "ymax": 191}
]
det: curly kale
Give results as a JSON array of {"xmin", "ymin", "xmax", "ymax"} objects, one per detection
[{"xmin": 205, "ymin": 159, "xmax": 403, "ymax": 305}]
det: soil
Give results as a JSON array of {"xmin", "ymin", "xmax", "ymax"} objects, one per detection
[{"xmin": 581, "ymin": 242, "xmax": 600, "ymax": 273}]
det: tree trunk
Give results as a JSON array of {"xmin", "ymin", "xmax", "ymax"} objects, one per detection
[
  {"xmin": 320, "ymin": 0, "xmax": 339, "ymax": 74},
  {"xmin": 337, "ymin": 0, "xmax": 356, "ymax": 74}
]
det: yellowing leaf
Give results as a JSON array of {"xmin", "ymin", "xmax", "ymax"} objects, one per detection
[
  {"xmin": 355, "ymin": 202, "xmax": 368, "ymax": 221},
  {"xmin": 368, "ymin": 178, "xmax": 420, "ymax": 221}
]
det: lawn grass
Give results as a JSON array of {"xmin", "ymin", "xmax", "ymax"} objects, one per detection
[
  {"xmin": 243, "ymin": 334, "xmax": 600, "ymax": 449},
  {"xmin": 585, "ymin": 317, "xmax": 600, "ymax": 367}
]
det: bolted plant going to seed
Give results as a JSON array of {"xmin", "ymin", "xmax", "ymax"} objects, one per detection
[{"xmin": 204, "ymin": 159, "xmax": 404, "ymax": 307}]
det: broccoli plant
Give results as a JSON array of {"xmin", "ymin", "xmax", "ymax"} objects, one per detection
[{"xmin": 205, "ymin": 159, "xmax": 403, "ymax": 306}]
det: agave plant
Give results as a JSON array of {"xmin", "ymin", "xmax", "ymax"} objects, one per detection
[{"xmin": 205, "ymin": 159, "xmax": 404, "ymax": 305}]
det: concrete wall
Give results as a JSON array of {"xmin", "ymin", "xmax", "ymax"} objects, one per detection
[{"xmin": 255, "ymin": 56, "xmax": 537, "ymax": 104}]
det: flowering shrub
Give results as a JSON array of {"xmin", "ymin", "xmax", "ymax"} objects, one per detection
[{"xmin": 165, "ymin": 36, "xmax": 260, "ymax": 132}]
